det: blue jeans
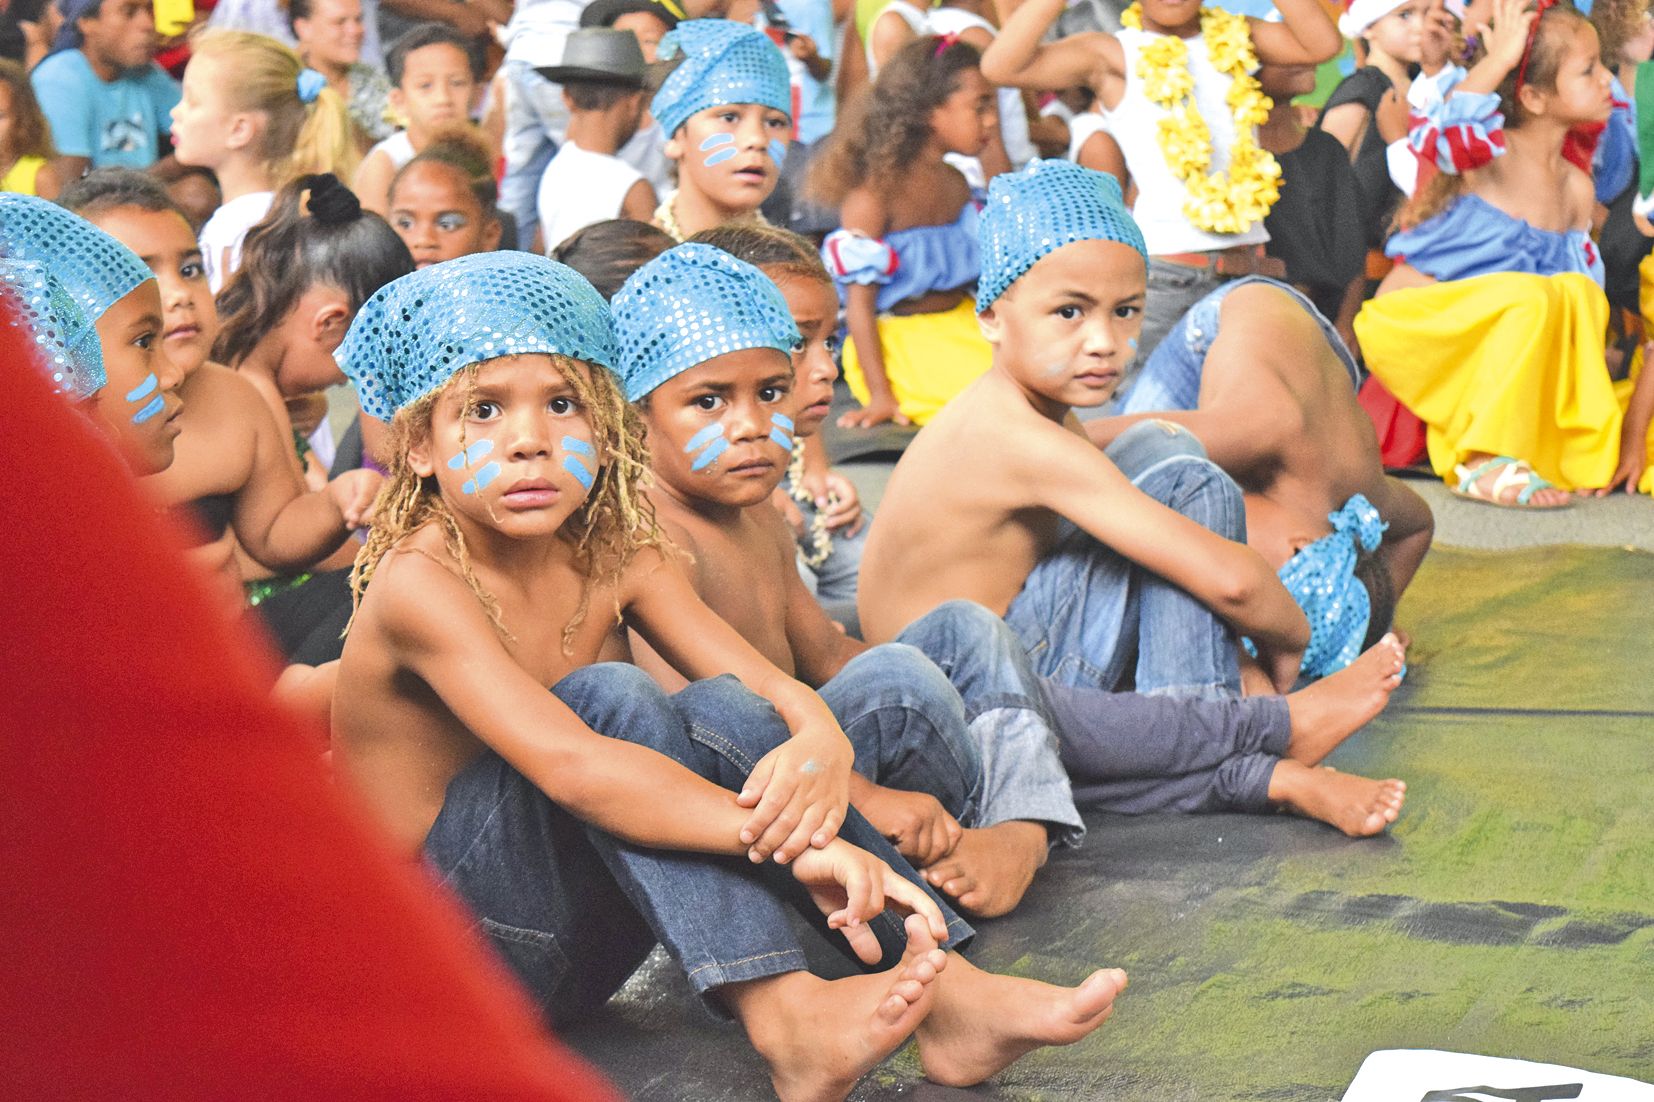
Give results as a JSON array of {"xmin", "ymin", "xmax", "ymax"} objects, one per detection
[
  {"xmin": 1006, "ymin": 421, "xmax": 1246, "ymax": 701},
  {"xmin": 499, "ymin": 60, "xmax": 568, "ymax": 249},
  {"xmin": 888, "ymin": 601, "xmax": 1085, "ymax": 846},
  {"xmin": 423, "ymin": 664, "xmax": 972, "ymax": 1024},
  {"xmin": 1123, "ymin": 276, "xmax": 1361, "ymax": 415}
]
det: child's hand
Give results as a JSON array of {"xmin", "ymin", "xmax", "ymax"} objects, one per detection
[
  {"xmin": 838, "ymin": 395, "xmax": 911, "ymax": 429},
  {"xmin": 737, "ymin": 724, "xmax": 853, "ymax": 864},
  {"xmin": 854, "ymin": 783, "xmax": 963, "ymax": 867},
  {"xmin": 789, "ymin": 33, "xmax": 819, "ymax": 62},
  {"xmin": 327, "ymin": 468, "xmax": 383, "ymax": 529},
  {"xmin": 774, "ymin": 489, "xmax": 810, "ymax": 538},
  {"xmin": 1601, "ymin": 437, "xmax": 1648, "ymax": 495},
  {"xmin": 1375, "ymin": 87, "xmax": 1412, "ymax": 144},
  {"xmin": 821, "ymin": 471, "xmax": 866, "ymax": 535},
  {"xmin": 1478, "ymin": 0, "xmax": 1538, "ymax": 77},
  {"xmin": 789, "ymin": 837, "xmax": 950, "ymax": 964}
]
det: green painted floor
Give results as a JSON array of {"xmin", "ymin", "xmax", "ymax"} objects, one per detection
[{"xmin": 567, "ymin": 545, "xmax": 1654, "ymax": 1099}]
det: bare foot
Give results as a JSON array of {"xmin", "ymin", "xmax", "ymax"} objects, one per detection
[
  {"xmin": 921, "ymin": 820, "xmax": 1048, "ymax": 918},
  {"xmin": 1268, "ymin": 759, "xmax": 1406, "ymax": 837},
  {"xmin": 732, "ymin": 915, "xmax": 948, "ymax": 1102},
  {"xmin": 1284, "ymin": 633, "xmax": 1406, "ymax": 766},
  {"xmin": 916, "ymin": 955, "xmax": 1127, "ymax": 1087}
]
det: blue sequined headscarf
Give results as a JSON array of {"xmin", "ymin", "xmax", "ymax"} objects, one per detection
[
  {"xmin": 0, "ymin": 257, "xmax": 107, "ymax": 401},
  {"xmin": 977, "ymin": 159, "xmax": 1147, "ymax": 312},
  {"xmin": 611, "ymin": 242, "xmax": 801, "ymax": 402},
  {"xmin": 1278, "ymin": 493, "xmax": 1389, "ymax": 681},
  {"xmin": 0, "ymin": 193, "xmax": 154, "ymax": 327},
  {"xmin": 650, "ymin": 18, "xmax": 792, "ymax": 138},
  {"xmin": 337, "ymin": 252, "xmax": 619, "ymax": 421}
]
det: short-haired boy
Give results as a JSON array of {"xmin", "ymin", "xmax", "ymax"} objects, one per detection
[
  {"xmin": 861, "ymin": 161, "xmax": 1408, "ymax": 837},
  {"xmin": 533, "ymin": 27, "xmax": 657, "ymax": 251},
  {"xmin": 354, "ymin": 22, "xmax": 480, "ymax": 213},
  {"xmin": 612, "ymin": 241, "xmax": 1084, "ymax": 917}
]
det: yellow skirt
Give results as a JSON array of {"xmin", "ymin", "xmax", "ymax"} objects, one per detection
[
  {"xmin": 842, "ymin": 296, "xmax": 994, "ymax": 426},
  {"xmin": 1355, "ymin": 271, "xmax": 1622, "ymax": 492}
]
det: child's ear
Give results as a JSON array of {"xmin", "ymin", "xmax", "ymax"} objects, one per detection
[
  {"xmin": 1516, "ymin": 80, "xmax": 1549, "ymax": 118},
  {"xmin": 407, "ymin": 424, "xmax": 436, "ymax": 478},
  {"xmin": 387, "ymin": 86, "xmax": 407, "ymax": 119},
  {"xmin": 225, "ymin": 112, "xmax": 259, "ymax": 152},
  {"xmin": 663, "ymin": 128, "xmax": 685, "ymax": 161},
  {"xmin": 976, "ymin": 301, "xmax": 1003, "ymax": 346},
  {"xmin": 482, "ymin": 215, "xmax": 503, "ymax": 252},
  {"xmin": 309, "ymin": 298, "xmax": 352, "ymax": 351}
]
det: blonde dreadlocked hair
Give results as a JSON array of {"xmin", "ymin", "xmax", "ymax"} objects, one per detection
[{"xmin": 349, "ymin": 355, "xmax": 659, "ymax": 648}]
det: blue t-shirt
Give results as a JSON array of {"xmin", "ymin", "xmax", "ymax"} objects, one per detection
[{"xmin": 31, "ymin": 49, "xmax": 180, "ymax": 168}]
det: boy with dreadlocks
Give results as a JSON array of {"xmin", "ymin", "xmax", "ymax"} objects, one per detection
[{"xmin": 331, "ymin": 251, "xmax": 1127, "ymax": 1101}]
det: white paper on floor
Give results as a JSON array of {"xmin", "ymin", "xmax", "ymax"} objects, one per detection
[{"xmin": 1343, "ymin": 1050, "xmax": 1654, "ymax": 1102}]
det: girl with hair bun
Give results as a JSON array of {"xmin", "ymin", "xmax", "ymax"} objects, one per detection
[{"xmin": 171, "ymin": 29, "xmax": 361, "ymax": 292}]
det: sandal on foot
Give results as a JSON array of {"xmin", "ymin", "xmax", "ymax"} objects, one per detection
[{"xmin": 1451, "ymin": 456, "xmax": 1572, "ymax": 510}]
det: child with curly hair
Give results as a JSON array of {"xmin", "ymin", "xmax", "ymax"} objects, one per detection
[
  {"xmin": 0, "ymin": 59, "xmax": 64, "ymax": 198},
  {"xmin": 809, "ymin": 35, "xmax": 998, "ymax": 428},
  {"xmin": 982, "ymin": 0, "xmax": 1340, "ymax": 386}
]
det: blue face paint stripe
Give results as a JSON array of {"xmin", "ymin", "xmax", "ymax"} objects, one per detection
[
  {"xmin": 447, "ymin": 438, "xmax": 494, "ymax": 470},
  {"xmin": 771, "ymin": 413, "xmax": 794, "ymax": 432},
  {"xmin": 1128, "ymin": 337, "xmax": 1139, "ymax": 352},
  {"xmin": 767, "ymin": 428, "xmax": 793, "ymax": 450},
  {"xmin": 125, "ymin": 373, "xmax": 158, "ymax": 404},
  {"xmin": 690, "ymin": 436, "xmax": 730, "ymax": 472},
  {"xmin": 461, "ymin": 461, "xmax": 502, "ymax": 495},
  {"xmin": 132, "ymin": 395, "xmax": 166, "ymax": 424},
  {"xmin": 685, "ymin": 423, "xmax": 724, "ymax": 452},
  {"xmin": 703, "ymin": 147, "xmax": 738, "ymax": 167},
  {"xmin": 561, "ymin": 436, "xmax": 594, "ymax": 456},
  {"xmin": 699, "ymin": 134, "xmax": 735, "ymax": 151},
  {"xmin": 768, "ymin": 139, "xmax": 788, "ymax": 166},
  {"xmin": 563, "ymin": 454, "xmax": 595, "ymax": 490}
]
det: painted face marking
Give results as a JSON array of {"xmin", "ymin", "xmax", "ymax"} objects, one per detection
[
  {"xmin": 684, "ymin": 421, "xmax": 730, "ymax": 472},
  {"xmin": 1128, "ymin": 337, "xmax": 1139, "ymax": 352},
  {"xmin": 560, "ymin": 435, "xmax": 595, "ymax": 490},
  {"xmin": 767, "ymin": 411, "xmax": 795, "ymax": 451},
  {"xmin": 767, "ymin": 138, "xmax": 788, "ymax": 166},
  {"xmin": 700, "ymin": 133, "xmax": 737, "ymax": 167},
  {"xmin": 461, "ymin": 461, "xmax": 502, "ymax": 495},
  {"xmin": 125, "ymin": 373, "xmax": 158, "ymax": 403},
  {"xmin": 447, "ymin": 438, "xmax": 494, "ymax": 470}
]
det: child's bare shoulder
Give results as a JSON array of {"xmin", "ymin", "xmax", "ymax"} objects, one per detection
[{"xmin": 365, "ymin": 529, "xmax": 479, "ymax": 644}]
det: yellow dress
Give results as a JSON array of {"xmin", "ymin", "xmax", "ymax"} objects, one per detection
[
  {"xmin": 841, "ymin": 296, "xmax": 995, "ymax": 426},
  {"xmin": 2, "ymin": 156, "xmax": 45, "ymax": 196},
  {"xmin": 1356, "ymin": 271, "xmax": 1625, "ymax": 492}
]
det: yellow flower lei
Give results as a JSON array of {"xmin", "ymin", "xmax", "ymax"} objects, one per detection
[{"xmin": 1120, "ymin": 2, "xmax": 1281, "ymax": 235}]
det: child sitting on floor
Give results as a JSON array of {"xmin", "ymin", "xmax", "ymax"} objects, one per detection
[
  {"xmin": 982, "ymin": 0, "xmax": 1341, "ymax": 383},
  {"xmin": 63, "ymin": 169, "xmax": 381, "ymax": 642},
  {"xmin": 353, "ymin": 23, "xmax": 481, "ymax": 214},
  {"xmin": 171, "ymin": 30, "xmax": 359, "ymax": 293},
  {"xmin": 809, "ymin": 35, "xmax": 998, "ymax": 428},
  {"xmin": 1358, "ymin": 0, "xmax": 1654, "ymax": 506},
  {"xmin": 331, "ymin": 249, "xmax": 1124, "ymax": 1100},
  {"xmin": 612, "ymin": 240, "xmax": 1082, "ymax": 917},
  {"xmin": 649, "ymin": 18, "xmax": 793, "ymax": 241},
  {"xmin": 688, "ymin": 222, "xmax": 869, "ymax": 631},
  {"xmin": 1089, "ymin": 274, "xmax": 1432, "ymax": 684},
  {"xmin": 0, "ymin": 193, "xmax": 183, "ymax": 474},
  {"xmin": 534, "ymin": 27, "xmax": 658, "ymax": 251},
  {"xmin": 860, "ymin": 161, "xmax": 1408, "ymax": 837},
  {"xmin": 386, "ymin": 128, "xmax": 506, "ymax": 268}
]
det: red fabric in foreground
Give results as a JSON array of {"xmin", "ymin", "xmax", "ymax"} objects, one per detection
[
  {"xmin": 1358, "ymin": 374, "xmax": 1430, "ymax": 470},
  {"xmin": 0, "ymin": 314, "xmax": 618, "ymax": 1102}
]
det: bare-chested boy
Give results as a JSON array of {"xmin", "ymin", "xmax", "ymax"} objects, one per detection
[
  {"xmin": 861, "ymin": 161, "xmax": 1408, "ymax": 837},
  {"xmin": 332, "ymin": 251, "xmax": 1124, "ymax": 1101},
  {"xmin": 613, "ymin": 235, "xmax": 1084, "ymax": 918},
  {"xmin": 1090, "ymin": 276, "xmax": 1435, "ymax": 684}
]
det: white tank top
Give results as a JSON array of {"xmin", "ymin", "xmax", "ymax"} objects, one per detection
[
  {"xmin": 536, "ymin": 140, "xmax": 645, "ymax": 252},
  {"xmin": 1100, "ymin": 26, "xmax": 1269, "ymax": 255},
  {"xmin": 1066, "ymin": 111, "xmax": 1111, "ymax": 164},
  {"xmin": 865, "ymin": 0, "xmax": 931, "ymax": 76}
]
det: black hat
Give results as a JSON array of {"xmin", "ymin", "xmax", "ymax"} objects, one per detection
[
  {"xmin": 579, "ymin": 0, "xmax": 684, "ymax": 32},
  {"xmin": 534, "ymin": 27, "xmax": 648, "ymax": 86}
]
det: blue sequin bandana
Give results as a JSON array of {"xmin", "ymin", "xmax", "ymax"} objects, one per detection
[
  {"xmin": 976, "ymin": 159, "xmax": 1147, "ymax": 312},
  {"xmin": 650, "ymin": 18, "xmax": 792, "ymax": 138},
  {"xmin": 337, "ymin": 252, "xmax": 619, "ymax": 421},
  {"xmin": 0, "ymin": 257, "xmax": 107, "ymax": 401},
  {"xmin": 0, "ymin": 193, "xmax": 154, "ymax": 325},
  {"xmin": 611, "ymin": 242, "xmax": 801, "ymax": 402},
  {"xmin": 1278, "ymin": 493, "xmax": 1388, "ymax": 681}
]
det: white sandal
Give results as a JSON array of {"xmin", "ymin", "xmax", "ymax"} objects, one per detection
[{"xmin": 1451, "ymin": 456, "xmax": 1572, "ymax": 510}]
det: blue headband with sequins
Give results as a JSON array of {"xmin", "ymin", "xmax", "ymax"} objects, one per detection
[
  {"xmin": 650, "ymin": 18, "xmax": 792, "ymax": 138},
  {"xmin": 610, "ymin": 242, "xmax": 801, "ymax": 402},
  {"xmin": 0, "ymin": 193, "xmax": 154, "ymax": 326},
  {"xmin": 1278, "ymin": 493, "xmax": 1388, "ymax": 681},
  {"xmin": 337, "ymin": 252, "xmax": 619, "ymax": 421},
  {"xmin": 977, "ymin": 159, "xmax": 1147, "ymax": 312},
  {"xmin": 0, "ymin": 257, "xmax": 107, "ymax": 401}
]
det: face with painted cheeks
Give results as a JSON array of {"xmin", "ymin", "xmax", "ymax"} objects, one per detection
[
  {"xmin": 667, "ymin": 103, "xmax": 791, "ymax": 215},
  {"xmin": 92, "ymin": 280, "xmax": 186, "ymax": 474},
  {"xmin": 977, "ymin": 238, "xmax": 1146, "ymax": 411},
  {"xmin": 766, "ymin": 270, "xmax": 840, "ymax": 438},
  {"xmin": 409, "ymin": 354, "xmax": 601, "ymax": 539},
  {"xmin": 641, "ymin": 346, "xmax": 797, "ymax": 509}
]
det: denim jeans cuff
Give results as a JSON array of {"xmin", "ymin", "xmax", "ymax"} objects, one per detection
[{"xmin": 685, "ymin": 947, "xmax": 812, "ymax": 1019}]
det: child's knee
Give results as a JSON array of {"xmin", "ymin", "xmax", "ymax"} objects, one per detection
[{"xmin": 673, "ymin": 675, "xmax": 791, "ymax": 763}]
